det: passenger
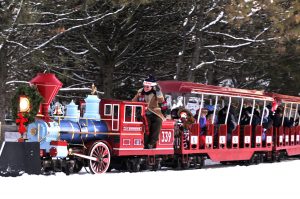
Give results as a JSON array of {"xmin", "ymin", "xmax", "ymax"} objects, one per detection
[
  {"xmin": 178, "ymin": 108, "xmax": 195, "ymax": 149},
  {"xmin": 171, "ymin": 107, "xmax": 180, "ymax": 119},
  {"xmin": 206, "ymin": 110, "xmax": 218, "ymax": 148},
  {"xmin": 240, "ymin": 106, "xmax": 261, "ymax": 147},
  {"xmin": 217, "ymin": 106, "xmax": 237, "ymax": 147},
  {"xmin": 240, "ymin": 106, "xmax": 251, "ymax": 125},
  {"xmin": 207, "ymin": 111, "xmax": 218, "ymax": 131},
  {"xmin": 262, "ymin": 107, "xmax": 273, "ymax": 142},
  {"xmin": 273, "ymin": 106, "xmax": 292, "ymax": 128},
  {"xmin": 266, "ymin": 104, "xmax": 275, "ymax": 120},
  {"xmin": 199, "ymin": 108, "xmax": 208, "ymax": 135},
  {"xmin": 196, "ymin": 108, "xmax": 208, "ymax": 149},
  {"xmin": 132, "ymin": 75, "xmax": 165, "ymax": 149},
  {"xmin": 294, "ymin": 110, "xmax": 300, "ymax": 126},
  {"xmin": 160, "ymin": 100, "xmax": 170, "ymax": 118}
]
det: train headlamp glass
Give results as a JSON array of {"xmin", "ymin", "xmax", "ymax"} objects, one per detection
[{"xmin": 19, "ymin": 96, "xmax": 30, "ymax": 113}]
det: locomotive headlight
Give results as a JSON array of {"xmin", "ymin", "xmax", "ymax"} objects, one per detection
[{"xmin": 19, "ymin": 96, "xmax": 30, "ymax": 113}]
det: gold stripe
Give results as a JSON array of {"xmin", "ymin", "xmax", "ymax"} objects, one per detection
[
  {"xmin": 69, "ymin": 122, "xmax": 75, "ymax": 140},
  {"xmin": 59, "ymin": 131, "xmax": 142, "ymax": 136},
  {"xmin": 62, "ymin": 131, "xmax": 119, "ymax": 135}
]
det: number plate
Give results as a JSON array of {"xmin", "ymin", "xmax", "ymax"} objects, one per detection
[
  {"xmin": 232, "ymin": 136, "xmax": 239, "ymax": 144},
  {"xmin": 191, "ymin": 136, "xmax": 198, "ymax": 144},
  {"xmin": 279, "ymin": 136, "xmax": 283, "ymax": 143},
  {"xmin": 267, "ymin": 136, "xmax": 272, "ymax": 143},
  {"xmin": 206, "ymin": 136, "xmax": 212, "ymax": 144},
  {"xmin": 244, "ymin": 136, "xmax": 250, "ymax": 144},
  {"xmin": 160, "ymin": 130, "xmax": 173, "ymax": 144},
  {"xmin": 256, "ymin": 136, "xmax": 261, "ymax": 143},
  {"xmin": 291, "ymin": 135, "xmax": 294, "ymax": 142},
  {"xmin": 219, "ymin": 136, "xmax": 226, "ymax": 144}
]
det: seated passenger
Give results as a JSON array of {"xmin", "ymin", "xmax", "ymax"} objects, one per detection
[
  {"xmin": 262, "ymin": 107, "xmax": 273, "ymax": 142},
  {"xmin": 199, "ymin": 108, "xmax": 208, "ymax": 135},
  {"xmin": 206, "ymin": 111, "xmax": 218, "ymax": 147},
  {"xmin": 197, "ymin": 108, "xmax": 208, "ymax": 148},
  {"xmin": 217, "ymin": 106, "xmax": 237, "ymax": 147},
  {"xmin": 177, "ymin": 108, "xmax": 195, "ymax": 149},
  {"xmin": 273, "ymin": 106, "xmax": 292, "ymax": 128},
  {"xmin": 293, "ymin": 110, "xmax": 300, "ymax": 126}
]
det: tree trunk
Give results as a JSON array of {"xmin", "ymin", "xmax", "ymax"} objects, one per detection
[
  {"xmin": 188, "ymin": 33, "xmax": 202, "ymax": 82},
  {"xmin": 206, "ymin": 65, "xmax": 214, "ymax": 85},
  {"xmin": 176, "ymin": 54, "xmax": 184, "ymax": 81},
  {"xmin": 0, "ymin": 45, "xmax": 8, "ymax": 140},
  {"xmin": 175, "ymin": 30, "xmax": 186, "ymax": 81},
  {"xmin": 0, "ymin": 45, "xmax": 8, "ymax": 122},
  {"xmin": 100, "ymin": 65, "xmax": 114, "ymax": 98}
]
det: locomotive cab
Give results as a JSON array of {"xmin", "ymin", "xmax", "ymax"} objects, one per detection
[{"xmin": 99, "ymin": 99, "xmax": 175, "ymax": 156}]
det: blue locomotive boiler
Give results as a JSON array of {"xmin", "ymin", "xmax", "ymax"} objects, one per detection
[{"xmin": 26, "ymin": 95, "xmax": 108, "ymax": 158}]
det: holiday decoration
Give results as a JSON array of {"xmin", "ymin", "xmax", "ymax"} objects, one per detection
[
  {"xmin": 12, "ymin": 85, "xmax": 43, "ymax": 124},
  {"xmin": 16, "ymin": 112, "xmax": 28, "ymax": 137}
]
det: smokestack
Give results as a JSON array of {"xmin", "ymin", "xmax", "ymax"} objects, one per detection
[{"xmin": 30, "ymin": 73, "xmax": 63, "ymax": 120}]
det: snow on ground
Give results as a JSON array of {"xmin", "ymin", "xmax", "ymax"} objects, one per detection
[{"xmin": 1, "ymin": 159, "xmax": 300, "ymax": 199}]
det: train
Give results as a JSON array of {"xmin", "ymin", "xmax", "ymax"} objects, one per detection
[{"xmin": 1, "ymin": 73, "xmax": 300, "ymax": 176}]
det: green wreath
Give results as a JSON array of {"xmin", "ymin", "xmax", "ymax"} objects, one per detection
[{"xmin": 12, "ymin": 85, "xmax": 43, "ymax": 124}]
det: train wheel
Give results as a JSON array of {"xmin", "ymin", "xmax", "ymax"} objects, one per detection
[
  {"xmin": 255, "ymin": 154, "xmax": 260, "ymax": 164},
  {"xmin": 88, "ymin": 142, "xmax": 111, "ymax": 174},
  {"xmin": 172, "ymin": 157, "xmax": 181, "ymax": 169},
  {"xmin": 196, "ymin": 156, "xmax": 205, "ymax": 169},
  {"xmin": 220, "ymin": 161, "xmax": 228, "ymax": 165},
  {"xmin": 132, "ymin": 158, "xmax": 141, "ymax": 172},
  {"xmin": 126, "ymin": 160, "xmax": 133, "ymax": 172},
  {"xmin": 271, "ymin": 152, "xmax": 276, "ymax": 162},
  {"xmin": 182, "ymin": 162, "xmax": 190, "ymax": 169},
  {"xmin": 73, "ymin": 159, "xmax": 83, "ymax": 173},
  {"xmin": 152, "ymin": 162, "xmax": 161, "ymax": 171}
]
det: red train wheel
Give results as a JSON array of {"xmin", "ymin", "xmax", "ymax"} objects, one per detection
[{"xmin": 88, "ymin": 142, "xmax": 111, "ymax": 174}]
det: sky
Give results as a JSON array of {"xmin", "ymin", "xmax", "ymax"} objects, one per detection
[{"xmin": 1, "ymin": 159, "xmax": 299, "ymax": 199}]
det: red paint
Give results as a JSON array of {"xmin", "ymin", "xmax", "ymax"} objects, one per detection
[
  {"xmin": 30, "ymin": 73, "xmax": 63, "ymax": 120},
  {"xmin": 16, "ymin": 112, "xmax": 28, "ymax": 136}
]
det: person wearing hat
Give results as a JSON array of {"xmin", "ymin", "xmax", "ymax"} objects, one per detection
[
  {"xmin": 176, "ymin": 108, "xmax": 195, "ymax": 149},
  {"xmin": 132, "ymin": 75, "xmax": 165, "ymax": 149}
]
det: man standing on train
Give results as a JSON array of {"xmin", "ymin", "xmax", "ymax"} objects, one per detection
[{"xmin": 132, "ymin": 75, "xmax": 165, "ymax": 149}]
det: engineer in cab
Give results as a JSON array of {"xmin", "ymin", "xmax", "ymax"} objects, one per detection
[{"xmin": 132, "ymin": 75, "xmax": 165, "ymax": 149}]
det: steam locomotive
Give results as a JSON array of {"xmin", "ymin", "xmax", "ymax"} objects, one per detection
[{"xmin": 1, "ymin": 73, "xmax": 300, "ymax": 176}]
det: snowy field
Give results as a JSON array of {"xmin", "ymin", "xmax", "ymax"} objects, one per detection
[{"xmin": 1, "ymin": 159, "xmax": 300, "ymax": 199}]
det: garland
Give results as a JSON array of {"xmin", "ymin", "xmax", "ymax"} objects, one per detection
[{"xmin": 12, "ymin": 85, "xmax": 43, "ymax": 124}]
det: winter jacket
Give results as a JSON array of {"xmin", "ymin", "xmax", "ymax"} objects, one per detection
[{"xmin": 132, "ymin": 88, "xmax": 165, "ymax": 121}]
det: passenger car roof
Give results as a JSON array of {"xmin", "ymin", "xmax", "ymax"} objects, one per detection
[{"xmin": 158, "ymin": 80, "xmax": 273, "ymax": 101}]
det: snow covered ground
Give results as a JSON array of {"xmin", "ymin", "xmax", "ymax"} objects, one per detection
[{"xmin": 1, "ymin": 159, "xmax": 299, "ymax": 199}]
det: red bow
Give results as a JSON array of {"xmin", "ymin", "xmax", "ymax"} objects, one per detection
[{"xmin": 16, "ymin": 113, "xmax": 28, "ymax": 135}]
